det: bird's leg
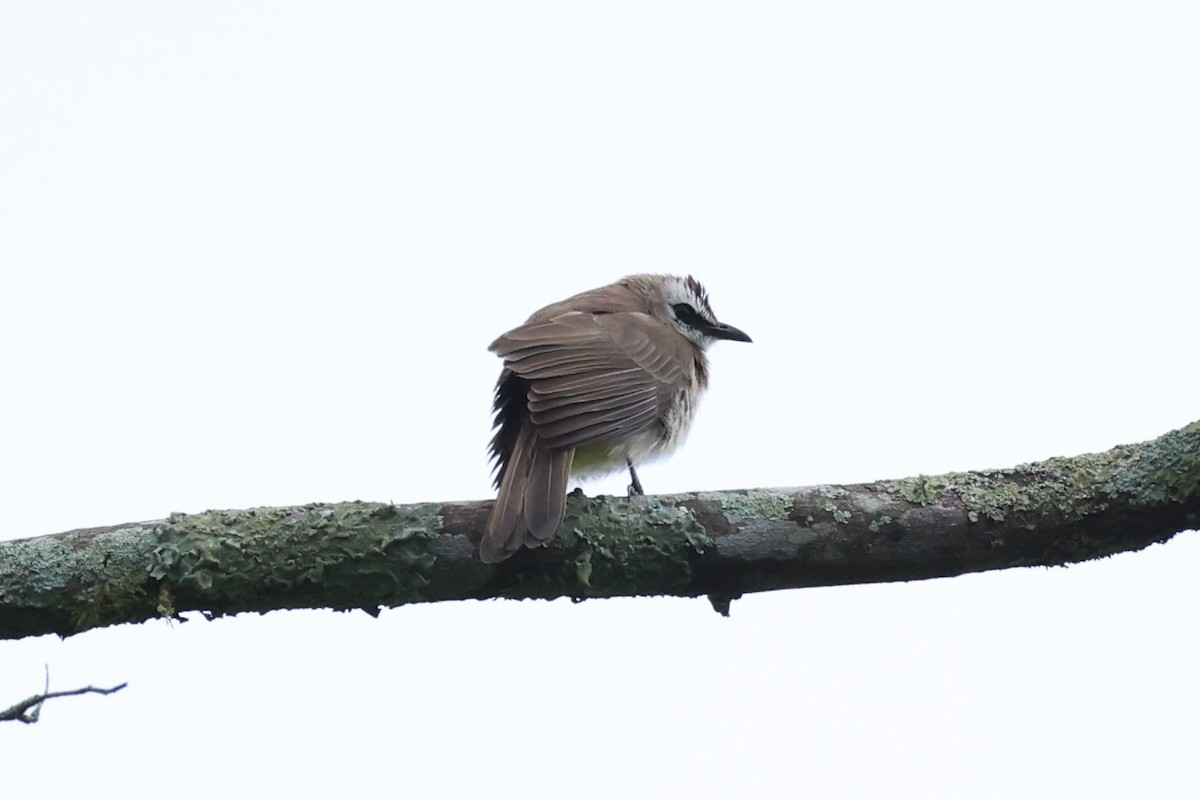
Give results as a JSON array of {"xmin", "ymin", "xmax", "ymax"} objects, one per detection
[{"xmin": 626, "ymin": 458, "xmax": 644, "ymax": 497}]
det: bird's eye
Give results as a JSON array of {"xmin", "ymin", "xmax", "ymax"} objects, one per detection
[{"xmin": 672, "ymin": 303, "xmax": 703, "ymax": 327}]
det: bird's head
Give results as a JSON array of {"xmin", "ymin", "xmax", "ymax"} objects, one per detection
[{"xmin": 622, "ymin": 274, "xmax": 752, "ymax": 349}]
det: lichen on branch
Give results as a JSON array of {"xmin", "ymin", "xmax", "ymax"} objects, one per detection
[{"xmin": 1, "ymin": 421, "xmax": 1196, "ymax": 641}]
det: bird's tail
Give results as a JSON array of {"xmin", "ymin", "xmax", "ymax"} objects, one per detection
[{"xmin": 480, "ymin": 426, "xmax": 573, "ymax": 563}]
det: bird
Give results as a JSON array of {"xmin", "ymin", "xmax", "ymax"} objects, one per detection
[{"xmin": 480, "ymin": 274, "xmax": 751, "ymax": 563}]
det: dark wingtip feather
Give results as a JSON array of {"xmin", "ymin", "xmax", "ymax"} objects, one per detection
[{"xmin": 488, "ymin": 369, "xmax": 531, "ymax": 490}]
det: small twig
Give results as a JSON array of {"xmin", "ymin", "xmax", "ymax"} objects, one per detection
[{"xmin": 1, "ymin": 666, "xmax": 127, "ymax": 724}]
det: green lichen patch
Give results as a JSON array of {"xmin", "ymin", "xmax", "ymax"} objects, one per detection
[
  {"xmin": 901, "ymin": 465, "xmax": 1097, "ymax": 526},
  {"xmin": 557, "ymin": 495, "xmax": 710, "ymax": 597},
  {"xmin": 878, "ymin": 423, "xmax": 1199, "ymax": 529},
  {"xmin": 820, "ymin": 501, "xmax": 853, "ymax": 524},
  {"xmin": 887, "ymin": 460, "xmax": 1104, "ymax": 525},
  {"xmin": 890, "ymin": 475, "xmax": 950, "ymax": 507},
  {"xmin": 1100, "ymin": 421, "xmax": 1200, "ymax": 506},
  {"xmin": 0, "ymin": 526, "xmax": 154, "ymax": 608},
  {"xmin": 950, "ymin": 472, "xmax": 1035, "ymax": 523},
  {"xmin": 148, "ymin": 502, "xmax": 441, "ymax": 613},
  {"xmin": 0, "ymin": 525, "xmax": 163, "ymax": 634},
  {"xmin": 71, "ymin": 572, "xmax": 152, "ymax": 632},
  {"xmin": 156, "ymin": 585, "xmax": 176, "ymax": 618},
  {"xmin": 868, "ymin": 515, "xmax": 894, "ymax": 533},
  {"xmin": 717, "ymin": 489, "xmax": 795, "ymax": 520}
]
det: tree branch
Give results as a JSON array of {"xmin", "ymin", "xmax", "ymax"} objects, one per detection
[
  {"xmin": 2, "ymin": 421, "xmax": 1197, "ymax": 640},
  {"xmin": 1, "ymin": 667, "xmax": 127, "ymax": 723}
]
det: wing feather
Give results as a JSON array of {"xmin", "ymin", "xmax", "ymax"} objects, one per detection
[
  {"xmin": 534, "ymin": 393, "xmax": 658, "ymax": 441},
  {"xmin": 528, "ymin": 391, "xmax": 655, "ymax": 422},
  {"xmin": 522, "ymin": 447, "xmax": 573, "ymax": 542},
  {"xmin": 492, "ymin": 311, "xmax": 693, "ymax": 454}
]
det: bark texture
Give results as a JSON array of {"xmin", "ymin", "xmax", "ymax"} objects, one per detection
[{"xmin": 2, "ymin": 421, "xmax": 1197, "ymax": 640}]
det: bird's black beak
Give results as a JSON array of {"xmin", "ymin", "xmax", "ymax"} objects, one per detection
[{"xmin": 706, "ymin": 321, "xmax": 752, "ymax": 343}]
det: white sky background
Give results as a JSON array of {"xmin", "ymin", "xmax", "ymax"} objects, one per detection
[{"xmin": 1, "ymin": 2, "xmax": 1197, "ymax": 797}]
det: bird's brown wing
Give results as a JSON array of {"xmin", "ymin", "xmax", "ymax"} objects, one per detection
[
  {"xmin": 491, "ymin": 311, "xmax": 691, "ymax": 451},
  {"xmin": 481, "ymin": 310, "xmax": 692, "ymax": 562}
]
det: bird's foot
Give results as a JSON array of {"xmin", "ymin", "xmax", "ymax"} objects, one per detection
[{"xmin": 626, "ymin": 459, "xmax": 644, "ymax": 497}]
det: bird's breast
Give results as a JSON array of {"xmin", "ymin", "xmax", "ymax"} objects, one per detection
[
  {"xmin": 569, "ymin": 426, "xmax": 670, "ymax": 477},
  {"xmin": 568, "ymin": 378, "xmax": 702, "ymax": 478}
]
